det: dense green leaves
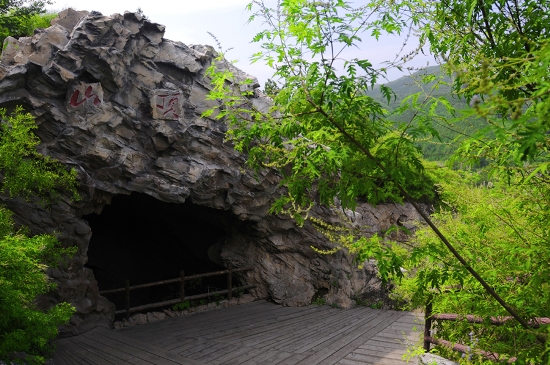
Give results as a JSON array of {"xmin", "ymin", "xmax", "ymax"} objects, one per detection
[
  {"xmin": 208, "ymin": 0, "xmax": 437, "ymax": 213},
  {"xmin": 0, "ymin": 208, "xmax": 76, "ymax": 364},
  {"xmin": 0, "ymin": 0, "xmax": 52, "ymax": 44},
  {"xmin": 0, "ymin": 107, "xmax": 78, "ymax": 202},
  {"xmin": 395, "ymin": 171, "xmax": 550, "ymax": 363},
  {"xmin": 402, "ymin": 0, "xmax": 550, "ymax": 360},
  {"xmin": 205, "ymin": 0, "xmax": 550, "ymax": 362},
  {"xmin": 421, "ymin": 0, "xmax": 550, "ymax": 171},
  {"xmin": 0, "ymin": 108, "xmax": 78, "ymax": 364}
]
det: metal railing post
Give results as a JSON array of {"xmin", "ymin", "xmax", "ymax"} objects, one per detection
[
  {"xmin": 180, "ymin": 270, "xmax": 185, "ymax": 302},
  {"xmin": 424, "ymin": 296, "xmax": 433, "ymax": 352},
  {"xmin": 227, "ymin": 263, "xmax": 232, "ymax": 300},
  {"xmin": 125, "ymin": 279, "xmax": 130, "ymax": 319}
]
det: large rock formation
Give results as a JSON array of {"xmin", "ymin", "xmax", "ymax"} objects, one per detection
[{"xmin": 0, "ymin": 9, "xmax": 425, "ymax": 336}]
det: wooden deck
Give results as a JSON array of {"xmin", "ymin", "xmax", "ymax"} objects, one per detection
[{"xmin": 53, "ymin": 300, "xmax": 424, "ymax": 365}]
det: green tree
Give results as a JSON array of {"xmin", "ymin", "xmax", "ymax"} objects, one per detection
[
  {"xmin": 205, "ymin": 0, "xmax": 524, "ymax": 309},
  {"xmin": 204, "ymin": 0, "xmax": 441, "ymax": 286},
  {"xmin": 395, "ymin": 169, "xmax": 550, "ymax": 363},
  {"xmin": 401, "ymin": 0, "xmax": 550, "ymax": 361},
  {"xmin": 18, "ymin": 11, "xmax": 56, "ymax": 38},
  {"xmin": 0, "ymin": 0, "xmax": 52, "ymax": 45},
  {"xmin": 422, "ymin": 0, "xmax": 550, "ymax": 169},
  {"xmin": 263, "ymin": 78, "xmax": 280, "ymax": 98},
  {"xmin": 0, "ymin": 107, "xmax": 78, "ymax": 364},
  {"xmin": 203, "ymin": 0, "xmax": 550, "ymax": 362},
  {"xmin": 366, "ymin": 66, "xmax": 488, "ymax": 163}
]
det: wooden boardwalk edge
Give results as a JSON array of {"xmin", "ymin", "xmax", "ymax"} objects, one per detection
[
  {"xmin": 53, "ymin": 327, "xmax": 208, "ymax": 365},
  {"xmin": 53, "ymin": 301, "xmax": 424, "ymax": 365}
]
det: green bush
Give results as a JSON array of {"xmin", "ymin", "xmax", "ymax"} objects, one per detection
[
  {"xmin": 172, "ymin": 300, "xmax": 191, "ymax": 311},
  {"xmin": 1, "ymin": 0, "xmax": 57, "ymax": 44},
  {"xmin": 0, "ymin": 107, "xmax": 78, "ymax": 201},
  {"xmin": 312, "ymin": 297, "xmax": 326, "ymax": 306},
  {"xmin": 20, "ymin": 12, "xmax": 57, "ymax": 35},
  {"xmin": 0, "ymin": 208, "xmax": 76, "ymax": 364},
  {"xmin": 393, "ymin": 171, "xmax": 550, "ymax": 363},
  {"xmin": 0, "ymin": 107, "xmax": 78, "ymax": 364}
]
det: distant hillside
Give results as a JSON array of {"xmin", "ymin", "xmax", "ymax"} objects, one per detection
[
  {"xmin": 369, "ymin": 65, "xmax": 450, "ymax": 103},
  {"xmin": 367, "ymin": 65, "xmax": 485, "ymax": 162}
]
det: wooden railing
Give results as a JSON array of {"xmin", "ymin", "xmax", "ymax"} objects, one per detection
[
  {"xmin": 424, "ymin": 300, "xmax": 550, "ymax": 363},
  {"xmin": 99, "ymin": 264, "xmax": 255, "ymax": 318}
]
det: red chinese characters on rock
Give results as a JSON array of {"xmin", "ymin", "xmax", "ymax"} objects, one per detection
[
  {"xmin": 151, "ymin": 90, "xmax": 183, "ymax": 120},
  {"xmin": 67, "ymin": 83, "xmax": 103, "ymax": 113},
  {"xmin": 155, "ymin": 94, "xmax": 180, "ymax": 119},
  {"xmin": 69, "ymin": 86, "xmax": 101, "ymax": 108}
]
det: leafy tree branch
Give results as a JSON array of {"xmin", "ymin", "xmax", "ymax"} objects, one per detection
[{"xmin": 204, "ymin": 0, "xmax": 550, "ymax": 361}]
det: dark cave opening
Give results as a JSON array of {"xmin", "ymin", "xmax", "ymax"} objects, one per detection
[{"xmin": 83, "ymin": 192, "xmax": 243, "ymax": 313}]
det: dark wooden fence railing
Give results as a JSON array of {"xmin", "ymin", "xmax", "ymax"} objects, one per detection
[
  {"xmin": 424, "ymin": 300, "xmax": 550, "ymax": 363},
  {"xmin": 99, "ymin": 264, "xmax": 255, "ymax": 318}
]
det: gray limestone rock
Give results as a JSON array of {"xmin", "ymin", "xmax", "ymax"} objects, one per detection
[
  {"xmin": 1, "ymin": 36, "xmax": 33, "ymax": 65},
  {"xmin": 130, "ymin": 313, "xmax": 147, "ymax": 326},
  {"xmin": 0, "ymin": 8, "xmax": 428, "ymax": 336},
  {"xmin": 238, "ymin": 294, "xmax": 255, "ymax": 305},
  {"xmin": 146, "ymin": 312, "xmax": 165, "ymax": 322},
  {"xmin": 163, "ymin": 309, "xmax": 176, "ymax": 318},
  {"xmin": 50, "ymin": 8, "xmax": 89, "ymax": 31},
  {"xmin": 418, "ymin": 354, "xmax": 459, "ymax": 365}
]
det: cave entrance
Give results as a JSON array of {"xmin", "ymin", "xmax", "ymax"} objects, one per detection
[{"xmin": 83, "ymin": 193, "xmax": 242, "ymax": 313}]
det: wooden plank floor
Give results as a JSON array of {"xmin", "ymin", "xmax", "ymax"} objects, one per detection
[
  {"xmin": 53, "ymin": 326, "xmax": 207, "ymax": 365},
  {"xmin": 53, "ymin": 301, "xmax": 424, "ymax": 365}
]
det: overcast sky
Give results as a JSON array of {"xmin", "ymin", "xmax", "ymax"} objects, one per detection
[{"xmin": 48, "ymin": 0, "xmax": 436, "ymax": 87}]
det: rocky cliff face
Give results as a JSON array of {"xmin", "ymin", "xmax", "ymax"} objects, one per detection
[{"xmin": 0, "ymin": 9, "xmax": 425, "ymax": 336}]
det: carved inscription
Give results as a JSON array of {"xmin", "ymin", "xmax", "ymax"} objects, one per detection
[
  {"xmin": 151, "ymin": 90, "xmax": 183, "ymax": 120},
  {"xmin": 68, "ymin": 82, "xmax": 103, "ymax": 112},
  {"xmin": 70, "ymin": 86, "xmax": 101, "ymax": 107}
]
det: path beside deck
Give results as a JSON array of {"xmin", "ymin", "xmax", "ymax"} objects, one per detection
[{"xmin": 53, "ymin": 300, "xmax": 424, "ymax": 365}]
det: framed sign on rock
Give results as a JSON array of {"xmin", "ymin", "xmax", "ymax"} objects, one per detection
[
  {"xmin": 151, "ymin": 90, "xmax": 184, "ymax": 120},
  {"xmin": 67, "ymin": 82, "xmax": 103, "ymax": 113}
]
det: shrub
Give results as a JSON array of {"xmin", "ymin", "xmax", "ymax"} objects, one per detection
[
  {"xmin": 0, "ymin": 107, "xmax": 78, "ymax": 364},
  {"xmin": 0, "ymin": 208, "xmax": 76, "ymax": 364}
]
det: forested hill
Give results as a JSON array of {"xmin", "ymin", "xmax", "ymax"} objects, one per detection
[
  {"xmin": 367, "ymin": 65, "xmax": 485, "ymax": 162},
  {"xmin": 368, "ymin": 65, "xmax": 450, "ymax": 104}
]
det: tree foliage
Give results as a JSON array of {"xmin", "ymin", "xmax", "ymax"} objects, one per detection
[
  {"xmin": 203, "ymin": 0, "xmax": 550, "ymax": 362},
  {"xmin": 0, "ymin": 107, "xmax": 78, "ymax": 201},
  {"xmin": 422, "ymin": 0, "xmax": 550, "ymax": 170},
  {"xmin": 0, "ymin": 0, "xmax": 52, "ymax": 45},
  {"xmin": 205, "ymin": 0, "xmax": 436, "ymax": 214},
  {"xmin": 366, "ymin": 66, "xmax": 488, "ymax": 162},
  {"xmin": 204, "ymin": 0, "xmax": 445, "ymax": 290},
  {"xmin": 0, "ymin": 108, "xmax": 78, "ymax": 364},
  {"xmin": 397, "ymin": 0, "xmax": 550, "ymax": 361},
  {"xmin": 394, "ymin": 170, "xmax": 550, "ymax": 363},
  {"xmin": 0, "ymin": 209, "xmax": 75, "ymax": 364}
]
